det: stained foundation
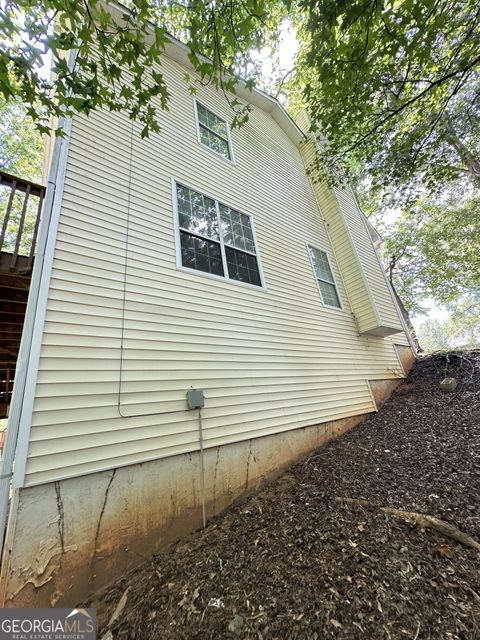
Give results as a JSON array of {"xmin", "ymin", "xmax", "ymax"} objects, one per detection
[{"xmin": 0, "ymin": 360, "xmax": 415, "ymax": 608}]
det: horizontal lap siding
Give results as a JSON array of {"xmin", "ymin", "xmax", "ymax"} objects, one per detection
[
  {"xmin": 299, "ymin": 142, "xmax": 379, "ymax": 333},
  {"xmin": 334, "ymin": 187, "xmax": 403, "ymax": 332},
  {"xmin": 24, "ymin": 57, "xmax": 407, "ymax": 485}
]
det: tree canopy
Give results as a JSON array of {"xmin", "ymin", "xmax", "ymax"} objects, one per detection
[
  {"xmin": 368, "ymin": 192, "xmax": 480, "ymax": 313},
  {"xmin": 1, "ymin": 0, "xmax": 479, "ymax": 189},
  {"xmin": 0, "ymin": 99, "xmax": 44, "ymax": 181},
  {"xmin": 417, "ymin": 318, "xmax": 451, "ymax": 352},
  {"xmin": 416, "ymin": 291, "xmax": 480, "ymax": 352},
  {"xmin": 1, "ymin": 0, "xmax": 478, "ymax": 343},
  {"xmin": 292, "ymin": 0, "xmax": 480, "ymax": 194},
  {"xmin": 445, "ymin": 289, "xmax": 480, "ymax": 347},
  {"xmin": 0, "ymin": 0, "xmax": 284, "ymax": 138}
]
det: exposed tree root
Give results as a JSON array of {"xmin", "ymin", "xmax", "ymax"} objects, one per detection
[{"xmin": 335, "ymin": 497, "xmax": 480, "ymax": 552}]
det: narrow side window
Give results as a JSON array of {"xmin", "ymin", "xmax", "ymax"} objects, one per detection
[{"xmin": 308, "ymin": 245, "xmax": 342, "ymax": 309}]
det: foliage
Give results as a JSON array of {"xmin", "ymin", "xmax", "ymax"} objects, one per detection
[
  {"xmin": 371, "ymin": 192, "xmax": 480, "ymax": 313},
  {"xmin": 416, "ymin": 292, "xmax": 480, "ymax": 352},
  {"xmin": 0, "ymin": 98, "xmax": 43, "ymax": 181},
  {"xmin": 290, "ymin": 0, "xmax": 480, "ymax": 339},
  {"xmin": 417, "ymin": 319, "xmax": 450, "ymax": 353},
  {"xmin": 0, "ymin": 0, "xmax": 284, "ymax": 138},
  {"xmin": 1, "ymin": 0, "xmax": 478, "ymax": 332},
  {"xmin": 0, "ymin": 99, "xmax": 44, "ymax": 254},
  {"xmin": 1, "ymin": 0, "xmax": 479, "ymax": 197},
  {"xmin": 445, "ymin": 289, "xmax": 480, "ymax": 347},
  {"xmin": 292, "ymin": 0, "xmax": 480, "ymax": 194}
]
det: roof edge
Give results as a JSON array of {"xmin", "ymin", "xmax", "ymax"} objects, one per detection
[{"xmin": 110, "ymin": 1, "xmax": 305, "ymax": 145}]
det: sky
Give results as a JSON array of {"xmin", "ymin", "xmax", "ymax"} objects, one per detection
[
  {"xmin": 255, "ymin": 20, "xmax": 298, "ymax": 88},
  {"xmin": 411, "ymin": 301, "xmax": 450, "ymax": 334},
  {"xmin": 39, "ymin": 50, "xmax": 52, "ymax": 80}
]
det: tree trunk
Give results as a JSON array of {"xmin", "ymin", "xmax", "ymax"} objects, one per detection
[
  {"xmin": 445, "ymin": 131, "xmax": 480, "ymax": 189},
  {"xmin": 390, "ymin": 281, "xmax": 422, "ymax": 352}
]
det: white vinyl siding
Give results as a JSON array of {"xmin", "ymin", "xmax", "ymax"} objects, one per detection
[
  {"xmin": 21, "ymin": 53, "xmax": 410, "ymax": 486},
  {"xmin": 296, "ymin": 120, "xmax": 403, "ymax": 337}
]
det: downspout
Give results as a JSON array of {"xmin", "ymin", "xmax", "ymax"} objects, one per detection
[{"xmin": 0, "ymin": 54, "xmax": 76, "ymax": 568}]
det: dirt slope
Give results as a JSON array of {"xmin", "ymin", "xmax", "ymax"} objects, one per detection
[{"xmin": 94, "ymin": 351, "xmax": 480, "ymax": 639}]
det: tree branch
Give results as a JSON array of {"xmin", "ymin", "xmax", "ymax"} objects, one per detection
[{"xmin": 339, "ymin": 52, "xmax": 480, "ymax": 157}]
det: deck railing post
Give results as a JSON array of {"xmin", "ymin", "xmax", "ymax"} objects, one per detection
[
  {"xmin": 10, "ymin": 184, "xmax": 31, "ymax": 271},
  {"xmin": 0, "ymin": 171, "xmax": 46, "ymax": 272},
  {"xmin": 0, "ymin": 180, "xmax": 17, "ymax": 252},
  {"xmin": 27, "ymin": 191, "xmax": 45, "ymax": 269}
]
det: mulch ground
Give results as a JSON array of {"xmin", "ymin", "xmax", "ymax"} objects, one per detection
[{"xmin": 94, "ymin": 351, "xmax": 480, "ymax": 640}]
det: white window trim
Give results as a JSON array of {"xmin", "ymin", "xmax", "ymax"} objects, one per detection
[
  {"xmin": 193, "ymin": 98, "xmax": 236, "ymax": 165},
  {"xmin": 307, "ymin": 242, "xmax": 344, "ymax": 310},
  {"xmin": 171, "ymin": 178, "xmax": 266, "ymax": 291}
]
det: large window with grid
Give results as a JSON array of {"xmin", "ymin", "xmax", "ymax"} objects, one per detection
[
  {"xmin": 175, "ymin": 182, "xmax": 263, "ymax": 288},
  {"xmin": 308, "ymin": 245, "xmax": 342, "ymax": 309},
  {"xmin": 195, "ymin": 101, "xmax": 233, "ymax": 160}
]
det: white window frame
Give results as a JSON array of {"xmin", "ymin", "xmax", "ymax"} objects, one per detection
[
  {"xmin": 172, "ymin": 178, "xmax": 266, "ymax": 291},
  {"xmin": 307, "ymin": 243, "xmax": 343, "ymax": 310},
  {"xmin": 193, "ymin": 98, "xmax": 235, "ymax": 164}
]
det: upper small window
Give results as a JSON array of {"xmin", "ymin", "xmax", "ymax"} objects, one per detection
[
  {"xmin": 195, "ymin": 101, "xmax": 233, "ymax": 161},
  {"xmin": 308, "ymin": 246, "xmax": 342, "ymax": 309}
]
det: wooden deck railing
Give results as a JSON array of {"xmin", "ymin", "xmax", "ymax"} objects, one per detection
[{"xmin": 0, "ymin": 170, "xmax": 46, "ymax": 272}]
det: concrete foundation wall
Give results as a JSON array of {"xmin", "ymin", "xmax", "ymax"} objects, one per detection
[
  {"xmin": 367, "ymin": 346, "xmax": 415, "ymax": 408},
  {"xmin": 369, "ymin": 379, "xmax": 403, "ymax": 408},
  {"xmin": 1, "ymin": 413, "xmax": 369, "ymax": 608},
  {"xmin": 395, "ymin": 344, "xmax": 416, "ymax": 375}
]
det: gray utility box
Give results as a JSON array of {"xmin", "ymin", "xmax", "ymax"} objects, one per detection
[{"xmin": 187, "ymin": 389, "xmax": 205, "ymax": 409}]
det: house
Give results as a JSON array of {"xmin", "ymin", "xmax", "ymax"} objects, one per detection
[{"xmin": 0, "ymin": 18, "xmax": 415, "ymax": 607}]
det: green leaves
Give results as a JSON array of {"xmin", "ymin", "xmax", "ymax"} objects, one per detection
[
  {"xmin": 292, "ymin": 0, "xmax": 480, "ymax": 194},
  {"xmin": 445, "ymin": 290, "xmax": 480, "ymax": 346},
  {"xmin": 0, "ymin": 0, "xmax": 284, "ymax": 138},
  {"xmin": 1, "ymin": 0, "xmax": 477, "ymax": 185},
  {"xmin": 417, "ymin": 291, "xmax": 480, "ymax": 351},
  {"xmin": 417, "ymin": 319, "xmax": 451, "ymax": 352},
  {"xmin": 0, "ymin": 98, "xmax": 44, "ymax": 181},
  {"xmin": 372, "ymin": 193, "xmax": 480, "ymax": 313},
  {"xmin": 2, "ymin": 0, "xmax": 477, "ymax": 338}
]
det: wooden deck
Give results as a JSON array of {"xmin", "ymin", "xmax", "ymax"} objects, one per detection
[{"xmin": 0, "ymin": 171, "xmax": 46, "ymax": 418}]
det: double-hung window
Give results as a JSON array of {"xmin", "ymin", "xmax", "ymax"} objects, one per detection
[
  {"xmin": 308, "ymin": 245, "xmax": 342, "ymax": 309},
  {"xmin": 195, "ymin": 101, "xmax": 233, "ymax": 161},
  {"xmin": 175, "ymin": 182, "xmax": 263, "ymax": 287}
]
